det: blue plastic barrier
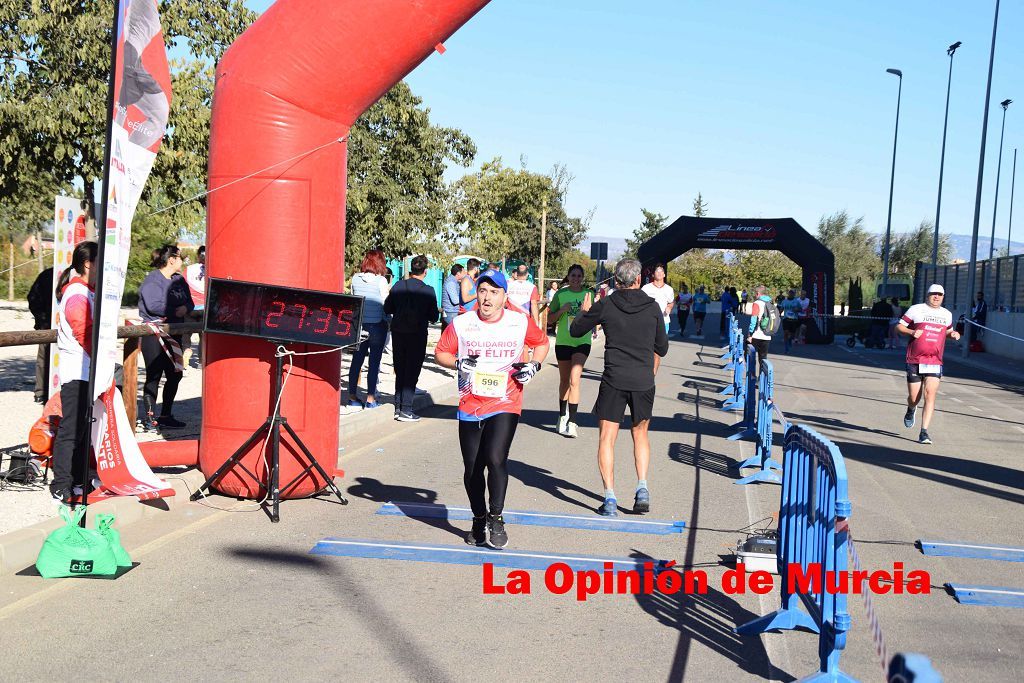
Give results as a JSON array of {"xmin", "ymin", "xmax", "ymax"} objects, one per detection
[
  {"xmin": 734, "ymin": 360, "xmax": 783, "ymax": 484},
  {"xmin": 720, "ymin": 344, "xmax": 745, "ymax": 411},
  {"xmin": 729, "ymin": 345, "xmax": 759, "ymax": 439},
  {"xmin": 720, "ymin": 314, "xmax": 741, "ymax": 366},
  {"xmin": 736, "ymin": 424, "xmax": 854, "ymax": 682}
]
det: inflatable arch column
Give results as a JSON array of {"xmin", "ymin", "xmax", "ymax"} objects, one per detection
[{"xmin": 199, "ymin": 0, "xmax": 491, "ymax": 497}]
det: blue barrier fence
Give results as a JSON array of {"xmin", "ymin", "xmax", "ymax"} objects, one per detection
[
  {"xmin": 737, "ymin": 424, "xmax": 854, "ymax": 682},
  {"xmin": 719, "ymin": 315, "xmax": 745, "ymax": 412},
  {"xmin": 734, "ymin": 359, "xmax": 783, "ymax": 485},
  {"xmin": 712, "ymin": 332, "xmax": 942, "ymax": 680},
  {"xmin": 728, "ymin": 345, "xmax": 759, "ymax": 440}
]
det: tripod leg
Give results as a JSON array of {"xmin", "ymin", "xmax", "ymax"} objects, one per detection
[
  {"xmin": 269, "ymin": 416, "xmax": 282, "ymax": 523},
  {"xmin": 190, "ymin": 421, "xmax": 271, "ymax": 501},
  {"xmin": 282, "ymin": 421, "xmax": 349, "ymax": 505}
]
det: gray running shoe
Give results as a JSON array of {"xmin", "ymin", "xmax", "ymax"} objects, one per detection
[
  {"xmin": 903, "ymin": 407, "xmax": 916, "ymax": 429},
  {"xmin": 634, "ymin": 487, "xmax": 650, "ymax": 513}
]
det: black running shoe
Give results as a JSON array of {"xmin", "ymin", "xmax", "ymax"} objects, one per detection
[
  {"xmin": 394, "ymin": 410, "xmax": 421, "ymax": 422},
  {"xmin": 465, "ymin": 515, "xmax": 487, "ymax": 546},
  {"xmin": 50, "ymin": 487, "xmax": 72, "ymax": 506},
  {"xmin": 157, "ymin": 415, "xmax": 187, "ymax": 429},
  {"xmin": 918, "ymin": 429, "xmax": 932, "ymax": 445},
  {"xmin": 486, "ymin": 513, "xmax": 508, "ymax": 549}
]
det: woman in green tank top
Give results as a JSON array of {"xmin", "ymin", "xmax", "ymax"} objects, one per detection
[{"xmin": 547, "ymin": 264, "xmax": 595, "ymax": 437}]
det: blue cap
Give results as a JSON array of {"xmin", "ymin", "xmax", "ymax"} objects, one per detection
[{"xmin": 476, "ymin": 269, "xmax": 508, "ymax": 292}]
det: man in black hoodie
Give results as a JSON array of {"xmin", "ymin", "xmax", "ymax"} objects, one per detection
[
  {"xmin": 384, "ymin": 255, "xmax": 440, "ymax": 422},
  {"xmin": 570, "ymin": 258, "xmax": 669, "ymax": 516}
]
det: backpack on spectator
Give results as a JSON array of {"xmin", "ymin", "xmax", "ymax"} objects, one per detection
[{"xmin": 757, "ymin": 300, "xmax": 781, "ymax": 335}]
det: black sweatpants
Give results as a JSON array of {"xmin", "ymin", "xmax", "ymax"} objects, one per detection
[
  {"xmin": 51, "ymin": 380, "xmax": 90, "ymax": 492},
  {"xmin": 141, "ymin": 334, "xmax": 182, "ymax": 417},
  {"xmin": 392, "ymin": 330, "xmax": 428, "ymax": 413},
  {"xmin": 459, "ymin": 413, "xmax": 519, "ymax": 517}
]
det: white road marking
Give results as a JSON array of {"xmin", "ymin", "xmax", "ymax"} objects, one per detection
[
  {"xmin": 926, "ymin": 541, "xmax": 1024, "ymax": 554},
  {"xmin": 949, "ymin": 396, "xmax": 963, "ymax": 403}
]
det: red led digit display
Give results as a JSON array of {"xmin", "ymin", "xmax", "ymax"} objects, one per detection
[{"xmin": 205, "ymin": 279, "xmax": 364, "ymax": 349}]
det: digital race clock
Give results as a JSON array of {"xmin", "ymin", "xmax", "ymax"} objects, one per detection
[{"xmin": 204, "ymin": 278, "xmax": 364, "ymax": 349}]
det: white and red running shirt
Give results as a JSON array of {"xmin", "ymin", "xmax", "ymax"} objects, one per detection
[
  {"xmin": 901, "ymin": 303, "xmax": 954, "ymax": 366},
  {"xmin": 436, "ymin": 307, "xmax": 548, "ymax": 421},
  {"xmin": 506, "ymin": 279, "xmax": 540, "ymax": 316},
  {"xmin": 55, "ymin": 277, "xmax": 94, "ymax": 384}
]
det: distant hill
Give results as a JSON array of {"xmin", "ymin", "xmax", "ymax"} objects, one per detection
[{"xmin": 946, "ymin": 233, "xmax": 1024, "ymax": 262}]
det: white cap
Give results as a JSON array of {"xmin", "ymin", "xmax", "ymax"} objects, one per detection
[{"xmin": 927, "ymin": 284, "xmax": 945, "ymax": 295}]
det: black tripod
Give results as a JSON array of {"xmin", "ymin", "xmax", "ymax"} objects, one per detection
[{"xmin": 191, "ymin": 345, "xmax": 348, "ymax": 522}]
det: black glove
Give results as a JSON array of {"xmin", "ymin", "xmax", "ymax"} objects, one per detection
[
  {"xmin": 456, "ymin": 355, "xmax": 479, "ymax": 373},
  {"xmin": 511, "ymin": 361, "xmax": 541, "ymax": 385}
]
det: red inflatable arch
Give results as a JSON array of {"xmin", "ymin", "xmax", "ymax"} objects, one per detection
[{"xmin": 195, "ymin": 0, "xmax": 491, "ymax": 498}]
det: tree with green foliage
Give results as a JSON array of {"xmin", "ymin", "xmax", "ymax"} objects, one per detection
[
  {"xmin": 452, "ymin": 158, "xmax": 589, "ymax": 266},
  {"xmin": 624, "ymin": 208, "xmax": 668, "ymax": 258},
  {"xmin": 0, "ymin": 1, "xmax": 257, "ymax": 285},
  {"xmin": 889, "ymin": 220, "xmax": 953, "ymax": 275},
  {"xmin": 692, "ymin": 192, "xmax": 708, "ymax": 217},
  {"xmin": 815, "ymin": 211, "xmax": 878, "ymax": 302},
  {"xmin": 730, "ymin": 250, "xmax": 801, "ymax": 295},
  {"xmin": 345, "ymin": 81, "xmax": 476, "ymax": 273}
]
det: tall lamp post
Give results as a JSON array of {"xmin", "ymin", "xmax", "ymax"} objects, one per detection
[
  {"xmin": 989, "ymin": 99, "xmax": 1012, "ymax": 259},
  {"xmin": 933, "ymin": 42, "xmax": 961, "ymax": 267},
  {"xmin": 882, "ymin": 68, "xmax": 903, "ymax": 292},
  {"xmin": 964, "ymin": 0, "xmax": 1001, "ymax": 358},
  {"xmin": 1008, "ymin": 148, "xmax": 1018, "ymax": 255}
]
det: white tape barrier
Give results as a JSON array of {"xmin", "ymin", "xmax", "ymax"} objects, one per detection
[{"xmin": 964, "ymin": 319, "xmax": 1024, "ymax": 344}]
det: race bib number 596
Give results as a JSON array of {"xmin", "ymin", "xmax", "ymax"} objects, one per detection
[{"xmin": 472, "ymin": 370, "xmax": 506, "ymax": 398}]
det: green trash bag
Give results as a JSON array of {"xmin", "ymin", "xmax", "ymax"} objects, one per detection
[
  {"xmin": 35, "ymin": 506, "xmax": 118, "ymax": 579},
  {"xmin": 95, "ymin": 513, "xmax": 132, "ymax": 567}
]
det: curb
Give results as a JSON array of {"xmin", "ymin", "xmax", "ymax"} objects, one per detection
[{"xmin": 0, "ymin": 468, "xmax": 207, "ymax": 576}]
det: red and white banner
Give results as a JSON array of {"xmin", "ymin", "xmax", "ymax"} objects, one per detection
[{"xmin": 90, "ymin": 0, "xmax": 174, "ymax": 499}]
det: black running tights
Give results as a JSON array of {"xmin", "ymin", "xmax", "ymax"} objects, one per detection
[{"xmin": 459, "ymin": 413, "xmax": 519, "ymax": 517}]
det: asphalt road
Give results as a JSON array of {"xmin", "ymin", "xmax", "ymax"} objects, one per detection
[{"xmin": 1, "ymin": 314, "xmax": 1021, "ymax": 681}]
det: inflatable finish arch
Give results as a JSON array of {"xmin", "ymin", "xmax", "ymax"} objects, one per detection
[
  {"xmin": 200, "ymin": 0, "xmax": 491, "ymax": 497},
  {"xmin": 636, "ymin": 216, "xmax": 836, "ymax": 343}
]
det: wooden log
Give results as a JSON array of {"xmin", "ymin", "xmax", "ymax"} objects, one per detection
[{"xmin": 0, "ymin": 322, "xmax": 203, "ymax": 348}]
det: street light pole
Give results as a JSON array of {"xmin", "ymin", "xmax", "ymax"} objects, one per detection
[
  {"xmin": 933, "ymin": 42, "xmax": 961, "ymax": 267},
  {"xmin": 882, "ymin": 68, "xmax": 903, "ymax": 292},
  {"xmin": 989, "ymin": 99, "xmax": 1012, "ymax": 259},
  {"xmin": 964, "ymin": 0, "xmax": 1001, "ymax": 358},
  {"xmin": 1009, "ymin": 148, "xmax": 1017, "ymax": 255}
]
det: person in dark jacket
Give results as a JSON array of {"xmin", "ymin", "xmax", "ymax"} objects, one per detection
[
  {"xmin": 27, "ymin": 267, "xmax": 54, "ymax": 403},
  {"xmin": 383, "ymin": 255, "xmax": 439, "ymax": 422},
  {"xmin": 137, "ymin": 244, "xmax": 193, "ymax": 430},
  {"xmin": 570, "ymin": 258, "xmax": 669, "ymax": 517}
]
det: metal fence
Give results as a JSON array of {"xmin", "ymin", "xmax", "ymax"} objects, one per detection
[{"xmin": 914, "ymin": 254, "xmax": 1024, "ymax": 314}]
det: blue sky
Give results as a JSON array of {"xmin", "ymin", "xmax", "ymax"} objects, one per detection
[{"xmin": 247, "ymin": 1, "xmax": 1022, "ymax": 244}]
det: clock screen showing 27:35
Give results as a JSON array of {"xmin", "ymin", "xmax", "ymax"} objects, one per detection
[{"xmin": 205, "ymin": 279, "xmax": 364, "ymax": 348}]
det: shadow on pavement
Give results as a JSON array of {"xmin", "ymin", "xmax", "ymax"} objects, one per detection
[
  {"xmin": 835, "ymin": 439, "xmax": 1024, "ymax": 506},
  {"xmin": 669, "ymin": 442, "xmax": 739, "ymax": 480},
  {"xmin": 629, "ymin": 549, "xmax": 794, "ymax": 682},
  {"xmin": 507, "ymin": 460, "xmax": 604, "ymax": 513},
  {"xmin": 225, "ymin": 547, "xmax": 455, "ymax": 682},
  {"xmin": 345, "ymin": 476, "xmax": 465, "ymax": 542}
]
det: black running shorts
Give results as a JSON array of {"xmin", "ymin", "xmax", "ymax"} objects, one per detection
[
  {"xmin": 593, "ymin": 381, "xmax": 655, "ymax": 426},
  {"xmin": 555, "ymin": 344, "xmax": 591, "ymax": 362},
  {"xmin": 906, "ymin": 363, "xmax": 943, "ymax": 383}
]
